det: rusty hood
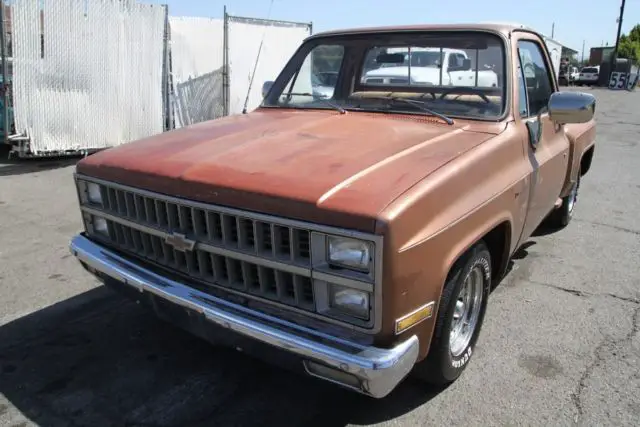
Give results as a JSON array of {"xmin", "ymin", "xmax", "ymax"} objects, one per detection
[{"xmin": 77, "ymin": 109, "xmax": 501, "ymax": 232}]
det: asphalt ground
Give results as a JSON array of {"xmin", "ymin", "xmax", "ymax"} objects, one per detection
[{"xmin": 1, "ymin": 86, "xmax": 639, "ymax": 427}]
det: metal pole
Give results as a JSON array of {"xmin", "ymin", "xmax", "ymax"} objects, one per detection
[
  {"xmin": 161, "ymin": 4, "xmax": 171, "ymax": 131},
  {"xmin": 551, "ymin": 22, "xmax": 555, "ymax": 39},
  {"xmin": 581, "ymin": 40, "xmax": 585, "ymax": 64},
  {"xmin": 0, "ymin": 0, "xmax": 9, "ymax": 146},
  {"xmin": 609, "ymin": 0, "xmax": 626, "ymax": 73},
  {"xmin": 222, "ymin": 5, "xmax": 229, "ymax": 116}
]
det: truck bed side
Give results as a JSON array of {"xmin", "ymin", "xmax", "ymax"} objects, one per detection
[{"xmin": 560, "ymin": 119, "xmax": 596, "ymax": 196}]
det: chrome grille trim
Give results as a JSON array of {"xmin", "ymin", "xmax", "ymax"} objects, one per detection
[
  {"xmin": 76, "ymin": 174, "xmax": 383, "ymax": 334},
  {"xmin": 96, "ymin": 184, "xmax": 312, "ymax": 267},
  {"xmin": 100, "ymin": 217, "xmax": 316, "ymax": 310}
]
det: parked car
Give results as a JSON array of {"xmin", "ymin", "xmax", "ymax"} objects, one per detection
[
  {"xmin": 577, "ymin": 66, "xmax": 600, "ymax": 86},
  {"xmin": 70, "ymin": 23, "xmax": 596, "ymax": 398}
]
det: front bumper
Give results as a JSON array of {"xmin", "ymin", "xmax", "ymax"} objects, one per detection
[{"xmin": 69, "ymin": 234, "xmax": 419, "ymax": 398}]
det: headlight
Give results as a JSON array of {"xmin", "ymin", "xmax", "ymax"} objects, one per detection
[
  {"xmin": 329, "ymin": 285, "xmax": 370, "ymax": 319},
  {"xmin": 328, "ymin": 236, "xmax": 371, "ymax": 272},
  {"xmin": 93, "ymin": 216, "xmax": 109, "ymax": 236},
  {"xmin": 86, "ymin": 182, "xmax": 103, "ymax": 205}
]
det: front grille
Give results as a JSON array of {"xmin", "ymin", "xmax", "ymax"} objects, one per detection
[
  {"xmin": 99, "ymin": 185, "xmax": 311, "ymax": 265},
  {"xmin": 91, "ymin": 183, "xmax": 315, "ymax": 310},
  {"xmin": 77, "ymin": 176, "xmax": 382, "ymax": 332},
  {"xmin": 105, "ymin": 220, "xmax": 315, "ymax": 310}
]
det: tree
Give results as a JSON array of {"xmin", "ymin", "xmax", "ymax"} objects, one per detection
[{"xmin": 617, "ymin": 24, "xmax": 640, "ymax": 61}]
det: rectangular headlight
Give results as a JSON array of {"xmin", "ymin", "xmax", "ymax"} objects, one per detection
[
  {"xmin": 86, "ymin": 182, "xmax": 103, "ymax": 205},
  {"xmin": 92, "ymin": 215, "xmax": 109, "ymax": 236},
  {"xmin": 329, "ymin": 284, "xmax": 370, "ymax": 320},
  {"xmin": 327, "ymin": 236, "xmax": 372, "ymax": 272}
]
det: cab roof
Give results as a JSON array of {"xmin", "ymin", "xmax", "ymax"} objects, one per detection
[{"xmin": 307, "ymin": 22, "xmax": 539, "ymax": 40}]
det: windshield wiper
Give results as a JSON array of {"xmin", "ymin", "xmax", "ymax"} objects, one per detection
[
  {"xmin": 362, "ymin": 96, "xmax": 454, "ymax": 125},
  {"xmin": 281, "ymin": 92, "xmax": 346, "ymax": 114}
]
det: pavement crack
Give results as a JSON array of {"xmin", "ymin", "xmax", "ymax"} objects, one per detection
[
  {"xmin": 606, "ymin": 293, "xmax": 640, "ymax": 305},
  {"xmin": 528, "ymin": 281, "xmax": 640, "ymax": 305},
  {"xmin": 529, "ymin": 281, "xmax": 591, "ymax": 298},
  {"xmin": 570, "ymin": 304, "xmax": 640, "ymax": 425},
  {"xmin": 574, "ymin": 219, "xmax": 640, "ymax": 236}
]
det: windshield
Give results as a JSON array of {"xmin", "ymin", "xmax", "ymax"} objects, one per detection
[
  {"xmin": 581, "ymin": 67, "xmax": 599, "ymax": 73},
  {"xmin": 262, "ymin": 31, "xmax": 506, "ymax": 120}
]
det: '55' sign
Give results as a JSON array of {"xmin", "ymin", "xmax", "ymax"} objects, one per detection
[{"xmin": 609, "ymin": 72, "xmax": 639, "ymax": 91}]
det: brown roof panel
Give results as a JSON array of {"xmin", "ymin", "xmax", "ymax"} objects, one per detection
[{"xmin": 307, "ymin": 22, "xmax": 536, "ymax": 40}]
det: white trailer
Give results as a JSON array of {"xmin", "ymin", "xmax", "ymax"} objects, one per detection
[{"xmin": 543, "ymin": 36, "xmax": 563, "ymax": 82}]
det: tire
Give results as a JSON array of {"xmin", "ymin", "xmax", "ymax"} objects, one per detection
[
  {"xmin": 412, "ymin": 241, "xmax": 492, "ymax": 386},
  {"xmin": 547, "ymin": 171, "xmax": 581, "ymax": 228}
]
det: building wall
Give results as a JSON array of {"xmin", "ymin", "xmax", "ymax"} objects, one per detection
[{"xmin": 590, "ymin": 47, "xmax": 614, "ymax": 66}]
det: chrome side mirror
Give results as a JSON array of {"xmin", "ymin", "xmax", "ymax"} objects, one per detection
[
  {"xmin": 548, "ymin": 91, "xmax": 596, "ymax": 125},
  {"xmin": 262, "ymin": 81, "xmax": 274, "ymax": 98}
]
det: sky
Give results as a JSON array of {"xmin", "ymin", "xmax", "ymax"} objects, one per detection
[{"xmin": 150, "ymin": 0, "xmax": 640, "ymax": 60}]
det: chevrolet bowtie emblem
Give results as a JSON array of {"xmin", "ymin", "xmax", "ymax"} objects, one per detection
[{"xmin": 165, "ymin": 232, "xmax": 196, "ymax": 252}]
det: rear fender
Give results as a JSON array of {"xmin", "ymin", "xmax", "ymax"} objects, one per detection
[{"xmin": 560, "ymin": 120, "xmax": 596, "ymax": 197}]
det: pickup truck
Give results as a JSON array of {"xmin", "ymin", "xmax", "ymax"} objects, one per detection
[
  {"xmin": 360, "ymin": 47, "xmax": 500, "ymax": 88},
  {"xmin": 69, "ymin": 23, "xmax": 596, "ymax": 399}
]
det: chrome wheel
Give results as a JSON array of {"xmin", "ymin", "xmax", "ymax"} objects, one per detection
[{"xmin": 449, "ymin": 266, "xmax": 484, "ymax": 357}]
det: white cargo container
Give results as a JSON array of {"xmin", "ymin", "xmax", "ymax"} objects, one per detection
[{"xmin": 543, "ymin": 36, "xmax": 563, "ymax": 82}]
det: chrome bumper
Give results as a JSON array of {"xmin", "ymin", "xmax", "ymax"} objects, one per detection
[{"xmin": 69, "ymin": 234, "xmax": 419, "ymax": 398}]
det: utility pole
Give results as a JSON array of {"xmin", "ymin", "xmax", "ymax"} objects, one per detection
[
  {"xmin": 581, "ymin": 39, "xmax": 585, "ymax": 64},
  {"xmin": 610, "ymin": 0, "xmax": 626, "ymax": 73},
  {"xmin": 551, "ymin": 22, "xmax": 555, "ymax": 39}
]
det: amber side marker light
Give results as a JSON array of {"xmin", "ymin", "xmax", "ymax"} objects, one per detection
[{"xmin": 395, "ymin": 302, "xmax": 435, "ymax": 335}]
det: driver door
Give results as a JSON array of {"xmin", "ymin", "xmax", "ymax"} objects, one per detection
[{"xmin": 515, "ymin": 36, "xmax": 570, "ymax": 240}]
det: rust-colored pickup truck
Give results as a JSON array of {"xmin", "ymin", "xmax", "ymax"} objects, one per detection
[{"xmin": 70, "ymin": 23, "xmax": 596, "ymax": 398}]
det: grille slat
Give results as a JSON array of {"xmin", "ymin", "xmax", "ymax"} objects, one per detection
[
  {"xmin": 207, "ymin": 212, "xmax": 223, "ymax": 242},
  {"xmin": 193, "ymin": 208, "xmax": 208, "ymax": 240},
  {"xmin": 145, "ymin": 198, "xmax": 158, "ymax": 225},
  {"xmin": 100, "ymin": 186, "xmax": 111, "ymax": 210},
  {"xmin": 167, "ymin": 203, "xmax": 179, "ymax": 232},
  {"xmin": 115, "ymin": 190, "xmax": 127, "ymax": 216},
  {"xmin": 125, "ymin": 192, "xmax": 136, "ymax": 219},
  {"xmin": 238, "ymin": 218, "xmax": 256, "ymax": 253},
  {"xmin": 90, "ymin": 182, "xmax": 316, "ymax": 311},
  {"xmin": 134, "ymin": 195, "xmax": 147, "ymax": 223}
]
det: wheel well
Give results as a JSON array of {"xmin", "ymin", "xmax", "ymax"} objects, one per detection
[
  {"xmin": 580, "ymin": 146, "xmax": 594, "ymax": 176},
  {"xmin": 481, "ymin": 221, "xmax": 511, "ymax": 285},
  {"xmin": 445, "ymin": 221, "xmax": 512, "ymax": 286}
]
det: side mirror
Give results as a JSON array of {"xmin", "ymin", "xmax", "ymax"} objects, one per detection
[
  {"xmin": 548, "ymin": 91, "xmax": 596, "ymax": 124},
  {"xmin": 462, "ymin": 58, "xmax": 472, "ymax": 71},
  {"xmin": 262, "ymin": 81, "xmax": 274, "ymax": 98}
]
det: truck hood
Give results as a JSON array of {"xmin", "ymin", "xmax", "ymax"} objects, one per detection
[{"xmin": 77, "ymin": 109, "xmax": 499, "ymax": 232}]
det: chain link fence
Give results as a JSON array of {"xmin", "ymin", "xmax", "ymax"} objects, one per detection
[{"xmin": 1, "ymin": 1, "xmax": 312, "ymax": 157}]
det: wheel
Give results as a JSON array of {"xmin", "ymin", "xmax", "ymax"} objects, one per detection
[
  {"xmin": 412, "ymin": 241, "xmax": 491, "ymax": 386},
  {"xmin": 547, "ymin": 171, "xmax": 581, "ymax": 228}
]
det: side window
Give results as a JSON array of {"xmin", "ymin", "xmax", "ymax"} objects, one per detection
[
  {"xmin": 448, "ymin": 53, "xmax": 466, "ymax": 70},
  {"xmin": 517, "ymin": 40, "xmax": 554, "ymax": 117},
  {"xmin": 281, "ymin": 44, "xmax": 345, "ymax": 104}
]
